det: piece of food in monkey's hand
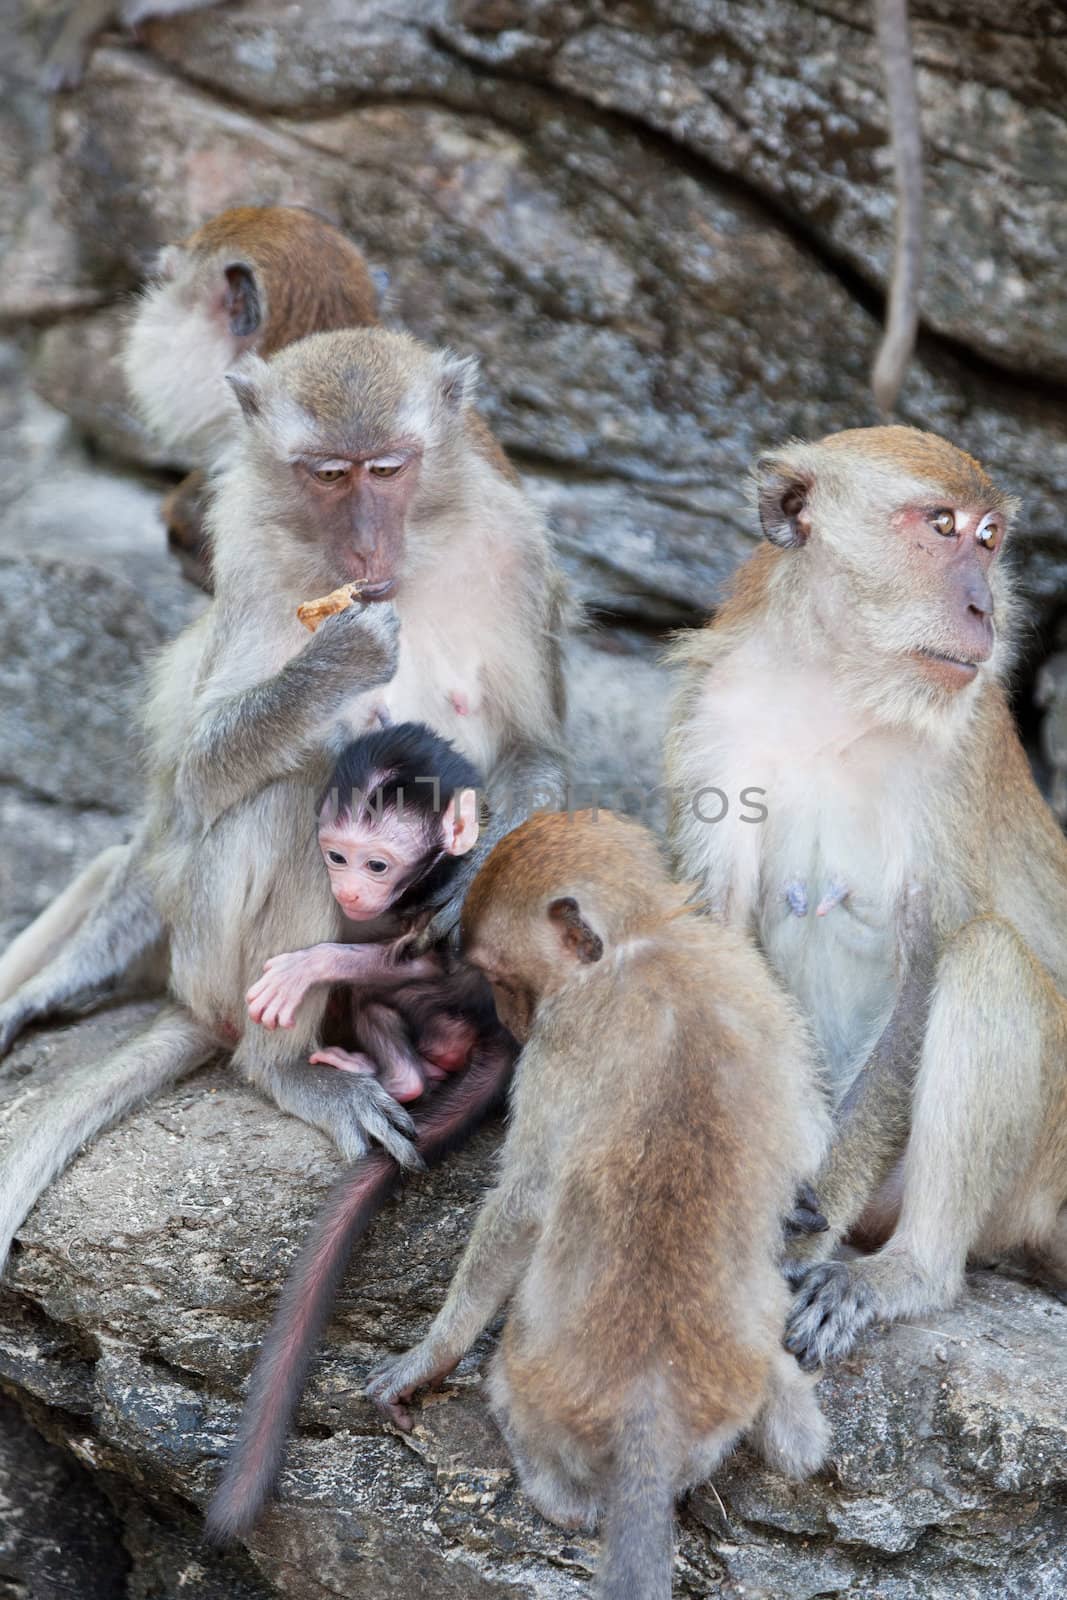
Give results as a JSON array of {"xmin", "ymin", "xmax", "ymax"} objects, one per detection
[{"xmin": 297, "ymin": 581, "xmax": 367, "ymax": 632}]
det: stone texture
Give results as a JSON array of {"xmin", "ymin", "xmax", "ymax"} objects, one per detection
[
  {"xmin": 1, "ymin": 4, "xmax": 1066, "ymax": 1596},
  {"xmin": 0, "ymin": 1008, "xmax": 1064, "ymax": 1599}
]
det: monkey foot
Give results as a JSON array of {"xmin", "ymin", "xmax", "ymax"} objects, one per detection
[
  {"xmin": 784, "ymin": 1180, "xmax": 829, "ymax": 1239},
  {"xmin": 785, "ymin": 1260, "xmax": 881, "ymax": 1370}
]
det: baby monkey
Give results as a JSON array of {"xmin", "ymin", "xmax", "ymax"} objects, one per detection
[
  {"xmin": 246, "ymin": 722, "xmax": 485, "ymax": 1105},
  {"xmin": 366, "ymin": 811, "xmax": 830, "ymax": 1599}
]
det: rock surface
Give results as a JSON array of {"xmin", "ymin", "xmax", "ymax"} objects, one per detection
[
  {"xmin": 0, "ymin": 1009, "xmax": 1064, "ymax": 1599},
  {"xmin": 0, "ymin": 2, "xmax": 1066, "ymax": 1596}
]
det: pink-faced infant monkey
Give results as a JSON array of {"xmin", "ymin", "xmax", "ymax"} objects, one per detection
[{"xmin": 246, "ymin": 721, "xmax": 487, "ymax": 1105}]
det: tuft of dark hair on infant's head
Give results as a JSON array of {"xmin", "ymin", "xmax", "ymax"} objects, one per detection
[{"xmin": 320, "ymin": 722, "xmax": 483, "ymax": 829}]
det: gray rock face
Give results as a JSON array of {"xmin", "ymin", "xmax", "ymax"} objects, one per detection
[
  {"xmin": 0, "ymin": 1009, "xmax": 1064, "ymax": 1599},
  {"xmin": 0, "ymin": 2, "xmax": 1065, "ymax": 1596}
]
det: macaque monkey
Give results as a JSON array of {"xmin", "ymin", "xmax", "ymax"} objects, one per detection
[
  {"xmin": 872, "ymin": 0, "xmax": 924, "ymax": 411},
  {"xmin": 361, "ymin": 811, "xmax": 830, "ymax": 1597},
  {"xmin": 667, "ymin": 425, "xmax": 1067, "ymax": 1371},
  {"xmin": 123, "ymin": 205, "xmax": 381, "ymax": 589},
  {"xmin": 248, "ymin": 720, "xmax": 488, "ymax": 1105},
  {"xmin": 0, "ymin": 327, "xmax": 567, "ymax": 1274},
  {"xmin": 42, "ymin": 0, "xmax": 225, "ymax": 92}
]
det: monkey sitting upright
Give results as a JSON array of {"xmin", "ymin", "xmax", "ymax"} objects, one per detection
[
  {"xmin": 667, "ymin": 425, "xmax": 1067, "ymax": 1371},
  {"xmin": 246, "ymin": 720, "xmax": 494, "ymax": 1106},
  {"xmin": 363, "ymin": 810, "xmax": 830, "ymax": 1598}
]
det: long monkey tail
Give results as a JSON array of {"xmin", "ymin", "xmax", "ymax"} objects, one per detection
[
  {"xmin": 871, "ymin": 0, "xmax": 924, "ymax": 412},
  {"xmin": 598, "ymin": 1402, "xmax": 677, "ymax": 1600},
  {"xmin": 205, "ymin": 1033, "xmax": 516, "ymax": 1544},
  {"xmin": 0, "ymin": 1005, "xmax": 217, "ymax": 1273}
]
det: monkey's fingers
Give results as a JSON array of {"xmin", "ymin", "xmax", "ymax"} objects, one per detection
[
  {"xmin": 785, "ymin": 1261, "xmax": 881, "ymax": 1371},
  {"xmin": 365, "ymin": 1363, "xmax": 418, "ymax": 1431}
]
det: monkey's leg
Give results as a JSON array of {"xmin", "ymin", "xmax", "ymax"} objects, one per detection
[
  {"xmin": 748, "ymin": 1349, "xmax": 828, "ymax": 1479},
  {"xmin": 0, "ymin": 843, "xmax": 127, "ymax": 1004},
  {"xmin": 784, "ymin": 884, "xmax": 934, "ymax": 1280},
  {"xmin": 487, "ymin": 1356, "xmax": 598, "ymax": 1531},
  {"xmin": 787, "ymin": 917, "xmax": 1060, "ymax": 1369},
  {"xmin": 235, "ymin": 1023, "xmax": 420, "ymax": 1170},
  {"xmin": 366, "ymin": 1181, "xmax": 538, "ymax": 1429},
  {"xmin": 0, "ymin": 1006, "xmax": 215, "ymax": 1273},
  {"xmin": 0, "ymin": 842, "xmax": 165, "ymax": 1059}
]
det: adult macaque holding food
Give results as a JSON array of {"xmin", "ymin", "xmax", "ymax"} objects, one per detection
[{"xmin": 0, "ymin": 326, "xmax": 567, "ymax": 1274}]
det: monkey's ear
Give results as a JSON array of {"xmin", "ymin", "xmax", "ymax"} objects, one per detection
[
  {"xmin": 756, "ymin": 457, "xmax": 813, "ymax": 548},
  {"xmin": 225, "ymin": 353, "xmax": 270, "ymax": 421},
  {"xmin": 223, "ymin": 263, "xmax": 262, "ymax": 339},
  {"xmin": 441, "ymin": 788, "xmax": 480, "ymax": 857},
  {"xmin": 438, "ymin": 351, "xmax": 479, "ymax": 411},
  {"xmin": 548, "ymin": 896, "xmax": 604, "ymax": 964}
]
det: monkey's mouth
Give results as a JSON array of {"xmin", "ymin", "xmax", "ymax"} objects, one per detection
[
  {"xmin": 359, "ymin": 579, "xmax": 398, "ymax": 602},
  {"xmin": 912, "ymin": 649, "xmax": 981, "ymax": 686}
]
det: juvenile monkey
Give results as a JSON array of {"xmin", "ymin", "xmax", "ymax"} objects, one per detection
[
  {"xmin": 362, "ymin": 811, "xmax": 830, "ymax": 1597},
  {"xmin": 248, "ymin": 720, "xmax": 488, "ymax": 1105},
  {"xmin": 0, "ymin": 327, "xmax": 567, "ymax": 1273},
  {"xmin": 122, "ymin": 205, "xmax": 381, "ymax": 590},
  {"xmin": 667, "ymin": 426, "xmax": 1067, "ymax": 1369}
]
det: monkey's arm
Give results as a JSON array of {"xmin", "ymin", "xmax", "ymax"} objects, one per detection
[
  {"xmin": 246, "ymin": 943, "xmax": 442, "ymax": 1031},
  {"xmin": 177, "ymin": 604, "xmax": 398, "ymax": 824},
  {"xmin": 366, "ymin": 1179, "xmax": 537, "ymax": 1429},
  {"xmin": 785, "ymin": 888, "xmax": 935, "ymax": 1277}
]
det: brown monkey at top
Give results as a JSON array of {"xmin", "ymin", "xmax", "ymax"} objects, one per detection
[
  {"xmin": 359, "ymin": 811, "xmax": 829, "ymax": 1597},
  {"xmin": 122, "ymin": 205, "xmax": 381, "ymax": 588},
  {"xmin": 0, "ymin": 326, "xmax": 567, "ymax": 1273},
  {"xmin": 668, "ymin": 426, "xmax": 1067, "ymax": 1369}
]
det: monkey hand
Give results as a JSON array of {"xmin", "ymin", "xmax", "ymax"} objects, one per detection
[
  {"xmin": 246, "ymin": 950, "xmax": 331, "ymax": 1029},
  {"xmin": 784, "ymin": 1259, "xmax": 884, "ymax": 1371},
  {"xmin": 784, "ymin": 1181, "xmax": 829, "ymax": 1239},
  {"xmin": 365, "ymin": 1341, "xmax": 461, "ymax": 1432},
  {"xmin": 311, "ymin": 597, "xmax": 400, "ymax": 688}
]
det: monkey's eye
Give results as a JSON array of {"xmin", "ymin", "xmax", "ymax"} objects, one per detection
[
  {"xmin": 326, "ymin": 850, "xmax": 347, "ymax": 866},
  {"xmin": 366, "ymin": 858, "xmax": 391, "ymax": 875},
  {"xmin": 313, "ymin": 463, "xmax": 351, "ymax": 484},
  {"xmin": 976, "ymin": 519, "xmax": 1000, "ymax": 550},
  {"xmin": 931, "ymin": 509, "xmax": 956, "ymax": 537},
  {"xmin": 368, "ymin": 461, "xmax": 403, "ymax": 478}
]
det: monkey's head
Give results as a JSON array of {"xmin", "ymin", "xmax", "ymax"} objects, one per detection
[
  {"xmin": 461, "ymin": 810, "xmax": 675, "ymax": 1042},
  {"xmin": 122, "ymin": 206, "xmax": 378, "ymax": 465},
  {"xmin": 754, "ymin": 426, "xmax": 1018, "ymax": 732},
  {"xmin": 318, "ymin": 722, "xmax": 481, "ymax": 922},
  {"xmin": 222, "ymin": 329, "xmax": 479, "ymax": 595}
]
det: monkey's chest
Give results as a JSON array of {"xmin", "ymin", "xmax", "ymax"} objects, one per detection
[
  {"xmin": 689, "ymin": 669, "xmax": 925, "ymax": 1095},
  {"xmin": 341, "ymin": 636, "xmax": 496, "ymax": 774}
]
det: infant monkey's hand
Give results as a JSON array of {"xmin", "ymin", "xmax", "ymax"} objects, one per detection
[
  {"xmin": 297, "ymin": 581, "xmax": 367, "ymax": 632},
  {"xmin": 246, "ymin": 949, "xmax": 329, "ymax": 1030}
]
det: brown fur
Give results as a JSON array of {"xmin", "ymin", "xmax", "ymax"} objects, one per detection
[
  {"xmin": 667, "ymin": 424, "xmax": 1067, "ymax": 1370},
  {"xmin": 369, "ymin": 812, "xmax": 829, "ymax": 1596},
  {"xmin": 180, "ymin": 205, "xmax": 380, "ymax": 352}
]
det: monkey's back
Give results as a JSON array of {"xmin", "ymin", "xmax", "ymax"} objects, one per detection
[{"xmin": 502, "ymin": 918, "xmax": 825, "ymax": 1454}]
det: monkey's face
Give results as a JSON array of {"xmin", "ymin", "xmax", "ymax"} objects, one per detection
[
  {"xmin": 756, "ymin": 428, "xmax": 1015, "ymax": 723},
  {"xmin": 318, "ymin": 812, "xmax": 428, "ymax": 921},
  {"xmin": 225, "ymin": 329, "xmax": 480, "ymax": 591}
]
